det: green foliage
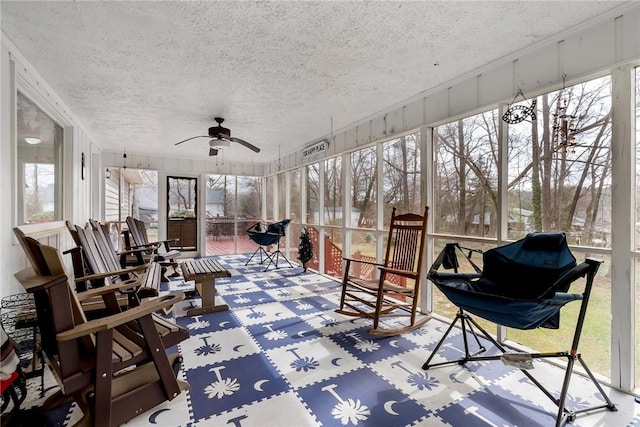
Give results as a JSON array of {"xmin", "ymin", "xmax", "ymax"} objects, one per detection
[
  {"xmin": 28, "ymin": 211, "xmax": 54, "ymax": 222},
  {"xmin": 169, "ymin": 209, "xmax": 195, "ymax": 218}
]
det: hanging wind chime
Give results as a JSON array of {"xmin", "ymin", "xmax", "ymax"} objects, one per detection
[
  {"xmin": 502, "ymin": 88, "xmax": 537, "ymax": 124},
  {"xmin": 552, "ymin": 75, "xmax": 578, "ymax": 154}
]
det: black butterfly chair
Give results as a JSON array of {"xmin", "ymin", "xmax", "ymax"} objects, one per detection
[
  {"xmin": 423, "ymin": 233, "xmax": 616, "ymax": 427},
  {"xmin": 245, "ymin": 219, "xmax": 294, "ymax": 271}
]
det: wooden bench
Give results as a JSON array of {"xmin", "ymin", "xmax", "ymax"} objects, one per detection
[{"xmin": 181, "ymin": 258, "xmax": 231, "ymax": 316}]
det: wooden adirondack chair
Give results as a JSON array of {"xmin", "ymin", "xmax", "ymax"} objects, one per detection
[
  {"xmin": 123, "ymin": 217, "xmax": 181, "ymax": 280},
  {"xmin": 12, "ymin": 229, "xmax": 189, "ymax": 427},
  {"xmin": 68, "ymin": 222, "xmax": 160, "ymax": 299},
  {"xmin": 336, "ymin": 206, "xmax": 430, "ymax": 336}
]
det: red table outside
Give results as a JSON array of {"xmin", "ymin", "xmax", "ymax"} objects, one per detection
[{"xmin": 181, "ymin": 259, "xmax": 231, "ymax": 316}]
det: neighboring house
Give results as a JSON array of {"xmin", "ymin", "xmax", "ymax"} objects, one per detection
[{"xmin": 206, "ymin": 188, "xmax": 225, "ymax": 218}]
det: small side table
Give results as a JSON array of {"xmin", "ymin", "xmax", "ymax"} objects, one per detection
[{"xmin": 181, "ymin": 259, "xmax": 231, "ymax": 316}]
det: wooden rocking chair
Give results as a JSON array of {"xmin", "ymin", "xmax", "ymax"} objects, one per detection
[
  {"xmin": 12, "ymin": 230, "xmax": 189, "ymax": 427},
  {"xmin": 336, "ymin": 206, "xmax": 429, "ymax": 336}
]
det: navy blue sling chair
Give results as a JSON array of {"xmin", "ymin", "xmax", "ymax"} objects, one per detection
[
  {"xmin": 245, "ymin": 219, "xmax": 294, "ymax": 271},
  {"xmin": 423, "ymin": 232, "xmax": 616, "ymax": 427}
]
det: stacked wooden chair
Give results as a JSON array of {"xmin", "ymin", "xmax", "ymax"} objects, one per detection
[
  {"xmin": 13, "ymin": 224, "xmax": 189, "ymax": 427},
  {"xmin": 336, "ymin": 206, "xmax": 429, "ymax": 336},
  {"xmin": 67, "ymin": 221, "xmax": 162, "ymax": 304},
  {"xmin": 123, "ymin": 216, "xmax": 181, "ymax": 281}
]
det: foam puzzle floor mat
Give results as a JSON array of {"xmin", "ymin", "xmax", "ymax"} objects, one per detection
[{"xmin": 16, "ymin": 254, "xmax": 640, "ymax": 426}]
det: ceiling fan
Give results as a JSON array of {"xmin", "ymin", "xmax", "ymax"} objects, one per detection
[{"xmin": 175, "ymin": 117, "xmax": 260, "ymax": 156}]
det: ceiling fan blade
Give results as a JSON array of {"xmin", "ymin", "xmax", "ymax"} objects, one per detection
[
  {"xmin": 230, "ymin": 137, "xmax": 261, "ymax": 153},
  {"xmin": 175, "ymin": 135, "xmax": 208, "ymax": 146}
]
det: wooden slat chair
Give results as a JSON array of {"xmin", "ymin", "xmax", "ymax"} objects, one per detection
[
  {"xmin": 65, "ymin": 222, "xmax": 156, "ymax": 308},
  {"xmin": 12, "ymin": 231, "xmax": 189, "ymax": 427},
  {"xmin": 65, "ymin": 221, "xmax": 150, "ymax": 295},
  {"xmin": 88, "ymin": 219, "xmax": 151, "ymax": 268},
  {"xmin": 336, "ymin": 206, "xmax": 430, "ymax": 336},
  {"xmin": 124, "ymin": 216, "xmax": 181, "ymax": 280}
]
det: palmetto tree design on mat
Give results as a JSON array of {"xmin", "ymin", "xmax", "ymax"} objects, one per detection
[
  {"xmin": 391, "ymin": 361, "xmax": 439, "ymax": 390},
  {"xmin": 277, "ymin": 289, "xmax": 291, "ymax": 298},
  {"xmin": 194, "ymin": 336, "xmax": 222, "ymax": 356},
  {"xmin": 287, "ymin": 347, "xmax": 319, "ymax": 372},
  {"xmin": 318, "ymin": 313, "xmax": 338, "ymax": 327},
  {"xmin": 263, "ymin": 323, "xmax": 288, "ymax": 341},
  {"xmin": 234, "ymin": 295, "xmax": 252, "ymax": 304},
  {"xmin": 322, "ymin": 384, "xmax": 370, "ymax": 425},
  {"xmin": 246, "ymin": 307, "xmax": 266, "ymax": 319},
  {"xmin": 205, "ymin": 366, "xmax": 240, "ymax": 399},
  {"xmin": 295, "ymin": 301, "xmax": 314, "ymax": 311},
  {"xmin": 346, "ymin": 333, "xmax": 380, "ymax": 353},
  {"xmin": 187, "ymin": 315, "xmax": 210, "ymax": 330}
]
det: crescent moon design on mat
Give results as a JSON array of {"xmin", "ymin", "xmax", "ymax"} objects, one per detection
[
  {"xmin": 219, "ymin": 321, "xmax": 229, "ymax": 327},
  {"xmin": 232, "ymin": 344, "xmax": 244, "ymax": 352},
  {"xmin": 449, "ymin": 372, "xmax": 462, "ymax": 384},
  {"xmin": 295, "ymin": 330, "xmax": 307, "ymax": 338},
  {"xmin": 254, "ymin": 379, "xmax": 269, "ymax": 391},
  {"xmin": 389, "ymin": 340, "xmax": 399, "ymax": 348},
  {"xmin": 331, "ymin": 358, "xmax": 342, "ymax": 366},
  {"xmin": 149, "ymin": 408, "xmax": 170, "ymax": 424},
  {"xmin": 383, "ymin": 400, "xmax": 399, "ymax": 415}
]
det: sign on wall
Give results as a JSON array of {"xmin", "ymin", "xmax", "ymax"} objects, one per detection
[{"xmin": 302, "ymin": 140, "xmax": 329, "ymax": 160}]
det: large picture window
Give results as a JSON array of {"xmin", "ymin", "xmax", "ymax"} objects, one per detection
[{"xmin": 17, "ymin": 92, "xmax": 63, "ymax": 224}]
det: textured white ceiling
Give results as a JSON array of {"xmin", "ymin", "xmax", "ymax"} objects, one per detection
[{"xmin": 0, "ymin": 1, "xmax": 627, "ymax": 164}]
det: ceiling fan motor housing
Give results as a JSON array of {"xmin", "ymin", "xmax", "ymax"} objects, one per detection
[{"xmin": 209, "ymin": 125, "xmax": 230, "ymax": 139}]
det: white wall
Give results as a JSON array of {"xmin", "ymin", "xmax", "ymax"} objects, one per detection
[{"xmin": 0, "ymin": 37, "xmax": 98, "ymax": 296}]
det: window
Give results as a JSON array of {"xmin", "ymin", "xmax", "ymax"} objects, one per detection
[
  {"xmin": 265, "ymin": 175, "xmax": 274, "ymax": 221},
  {"xmin": 507, "ymin": 77, "xmax": 612, "ymax": 246},
  {"xmin": 167, "ymin": 176, "xmax": 197, "ymax": 250},
  {"xmin": 350, "ymin": 147, "xmax": 377, "ymax": 229},
  {"xmin": 306, "ymin": 163, "xmax": 320, "ymax": 225},
  {"xmin": 324, "ymin": 157, "xmax": 342, "ymax": 226},
  {"xmin": 277, "ymin": 172, "xmax": 286, "ymax": 221},
  {"xmin": 237, "ymin": 175, "xmax": 262, "ymax": 231},
  {"xmin": 430, "ymin": 75, "xmax": 615, "ymax": 380},
  {"xmin": 205, "ymin": 174, "xmax": 236, "ymax": 253},
  {"xmin": 382, "ymin": 132, "xmax": 421, "ymax": 224},
  {"xmin": 434, "ymin": 111, "xmax": 499, "ymax": 237},
  {"xmin": 17, "ymin": 92, "xmax": 63, "ymax": 224},
  {"xmin": 506, "ymin": 77, "xmax": 613, "ymax": 378}
]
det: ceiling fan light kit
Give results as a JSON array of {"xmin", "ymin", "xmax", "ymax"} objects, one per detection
[{"xmin": 209, "ymin": 139, "xmax": 231, "ymax": 148}]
